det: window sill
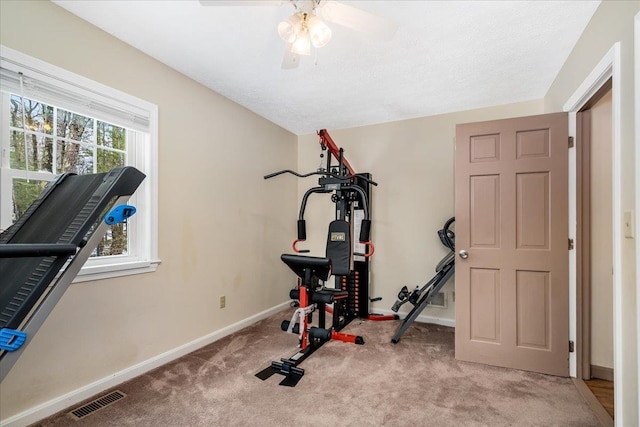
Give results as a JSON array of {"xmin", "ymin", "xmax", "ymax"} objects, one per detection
[{"xmin": 73, "ymin": 259, "xmax": 161, "ymax": 283}]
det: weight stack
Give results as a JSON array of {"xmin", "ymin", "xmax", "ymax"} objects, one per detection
[{"xmin": 341, "ymin": 269, "xmax": 368, "ymax": 319}]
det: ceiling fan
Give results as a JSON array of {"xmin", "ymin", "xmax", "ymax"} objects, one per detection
[{"xmin": 199, "ymin": 0, "xmax": 398, "ymax": 69}]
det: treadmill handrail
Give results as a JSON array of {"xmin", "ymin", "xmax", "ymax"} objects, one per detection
[
  {"xmin": 0, "ymin": 166, "xmax": 146, "ymax": 333},
  {"xmin": 0, "ymin": 243, "xmax": 77, "ymax": 258}
]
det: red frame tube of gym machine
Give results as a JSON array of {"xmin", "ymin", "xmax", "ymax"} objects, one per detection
[{"xmin": 317, "ymin": 129, "xmax": 356, "ymax": 176}]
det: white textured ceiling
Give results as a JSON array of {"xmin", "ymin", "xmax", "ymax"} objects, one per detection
[{"xmin": 53, "ymin": 0, "xmax": 600, "ymax": 135}]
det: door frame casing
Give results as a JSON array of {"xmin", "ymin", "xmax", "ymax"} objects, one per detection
[
  {"xmin": 576, "ymin": 79, "xmax": 613, "ymax": 381},
  {"xmin": 576, "ymin": 108, "xmax": 591, "ymax": 381},
  {"xmin": 635, "ymin": 11, "xmax": 640, "ymax": 426},
  {"xmin": 563, "ymin": 42, "xmax": 621, "ymax": 421}
]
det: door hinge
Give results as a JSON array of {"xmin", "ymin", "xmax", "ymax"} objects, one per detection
[
  {"xmin": 568, "ymin": 238, "xmax": 574, "ymax": 250},
  {"xmin": 568, "ymin": 136, "xmax": 574, "ymax": 148},
  {"xmin": 569, "ymin": 340, "xmax": 575, "ymax": 353}
]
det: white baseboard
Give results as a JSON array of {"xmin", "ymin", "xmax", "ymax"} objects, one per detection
[
  {"xmin": 373, "ymin": 308, "xmax": 456, "ymax": 328},
  {"xmin": 590, "ymin": 364, "xmax": 614, "ymax": 382},
  {"xmin": 0, "ymin": 301, "xmax": 291, "ymax": 427}
]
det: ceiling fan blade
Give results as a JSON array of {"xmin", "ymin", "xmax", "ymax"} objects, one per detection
[
  {"xmin": 282, "ymin": 43, "xmax": 300, "ymax": 69},
  {"xmin": 319, "ymin": 1, "xmax": 398, "ymax": 41},
  {"xmin": 199, "ymin": 1, "xmax": 287, "ymax": 6}
]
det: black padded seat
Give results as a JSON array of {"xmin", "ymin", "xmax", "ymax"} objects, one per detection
[{"xmin": 281, "ymin": 254, "xmax": 331, "ymax": 282}]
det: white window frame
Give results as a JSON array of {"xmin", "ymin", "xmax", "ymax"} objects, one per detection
[{"xmin": 0, "ymin": 45, "xmax": 160, "ymax": 281}]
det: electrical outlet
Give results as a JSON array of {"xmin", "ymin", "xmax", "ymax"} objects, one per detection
[
  {"xmin": 219, "ymin": 295, "xmax": 226, "ymax": 309},
  {"xmin": 427, "ymin": 292, "xmax": 447, "ymax": 308}
]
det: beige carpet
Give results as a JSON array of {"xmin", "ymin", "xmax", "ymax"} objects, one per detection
[{"xmin": 35, "ymin": 309, "xmax": 599, "ymax": 426}]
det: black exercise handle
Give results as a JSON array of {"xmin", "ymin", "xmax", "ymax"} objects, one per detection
[
  {"xmin": 444, "ymin": 216, "xmax": 455, "ymax": 231},
  {"xmin": 264, "ymin": 169, "xmax": 378, "ymax": 186},
  {"xmin": 440, "ymin": 217, "xmax": 455, "ymax": 251},
  {"xmin": 297, "ymin": 220, "xmax": 306, "ymax": 240},
  {"xmin": 299, "ymin": 187, "xmax": 332, "ymax": 220},
  {"xmin": 339, "ymin": 185, "xmax": 371, "ymax": 220},
  {"xmin": 359, "ymin": 219, "xmax": 371, "ymax": 242},
  {"xmin": 353, "ymin": 173, "xmax": 378, "ymax": 186},
  {"xmin": 264, "ymin": 170, "xmax": 318, "ymax": 180}
]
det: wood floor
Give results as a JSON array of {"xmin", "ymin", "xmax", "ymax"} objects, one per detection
[{"xmin": 584, "ymin": 379, "xmax": 614, "ymax": 418}]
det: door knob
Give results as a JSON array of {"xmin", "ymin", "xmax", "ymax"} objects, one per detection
[{"xmin": 458, "ymin": 250, "xmax": 469, "ymax": 259}]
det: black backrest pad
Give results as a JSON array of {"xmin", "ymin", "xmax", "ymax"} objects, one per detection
[
  {"xmin": 0, "ymin": 166, "xmax": 145, "ymax": 330},
  {"xmin": 326, "ymin": 220, "xmax": 350, "ymax": 276}
]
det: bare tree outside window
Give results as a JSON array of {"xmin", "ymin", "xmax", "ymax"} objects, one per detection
[{"xmin": 8, "ymin": 94, "xmax": 129, "ymax": 257}]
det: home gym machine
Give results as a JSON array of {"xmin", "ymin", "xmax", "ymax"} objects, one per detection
[
  {"xmin": 256, "ymin": 129, "xmax": 390, "ymax": 387},
  {"xmin": 0, "ymin": 166, "xmax": 145, "ymax": 382},
  {"xmin": 390, "ymin": 217, "xmax": 455, "ymax": 344}
]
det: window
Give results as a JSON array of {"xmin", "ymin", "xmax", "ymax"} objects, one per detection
[
  {"xmin": 1, "ymin": 46, "xmax": 159, "ymax": 280},
  {"xmin": 7, "ymin": 95, "xmax": 130, "ymax": 257}
]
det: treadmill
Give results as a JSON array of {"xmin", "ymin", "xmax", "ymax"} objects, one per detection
[{"xmin": 0, "ymin": 166, "xmax": 145, "ymax": 381}]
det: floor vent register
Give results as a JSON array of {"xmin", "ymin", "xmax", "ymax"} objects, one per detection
[{"xmin": 67, "ymin": 390, "xmax": 127, "ymax": 420}]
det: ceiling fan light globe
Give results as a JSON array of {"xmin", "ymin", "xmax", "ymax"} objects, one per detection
[
  {"xmin": 291, "ymin": 29, "xmax": 311, "ymax": 55},
  {"xmin": 278, "ymin": 15, "xmax": 300, "ymax": 43},
  {"xmin": 308, "ymin": 15, "xmax": 331, "ymax": 48},
  {"xmin": 277, "ymin": 24, "xmax": 296, "ymax": 43}
]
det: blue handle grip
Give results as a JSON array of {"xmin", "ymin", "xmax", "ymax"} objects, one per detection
[
  {"xmin": 0, "ymin": 328, "xmax": 27, "ymax": 352},
  {"xmin": 105, "ymin": 204, "xmax": 137, "ymax": 225}
]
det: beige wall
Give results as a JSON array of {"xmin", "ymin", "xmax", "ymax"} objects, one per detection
[
  {"xmin": 297, "ymin": 99, "xmax": 544, "ymax": 321},
  {"xmin": 0, "ymin": 0, "xmax": 297, "ymax": 419},
  {"xmin": 590, "ymin": 91, "xmax": 613, "ymax": 370},
  {"xmin": 544, "ymin": 1, "xmax": 639, "ymax": 423},
  {"xmin": 2, "ymin": 0, "xmax": 638, "ymax": 424}
]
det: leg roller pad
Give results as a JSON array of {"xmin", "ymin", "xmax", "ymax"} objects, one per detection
[
  {"xmin": 308, "ymin": 327, "xmax": 332, "ymax": 341},
  {"xmin": 311, "ymin": 293, "xmax": 335, "ymax": 304},
  {"xmin": 281, "ymin": 320, "xmax": 299, "ymax": 334}
]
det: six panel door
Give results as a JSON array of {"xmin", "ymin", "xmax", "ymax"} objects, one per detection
[{"xmin": 455, "ymin": 112, "xmax": 569, "ymax": 376}]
